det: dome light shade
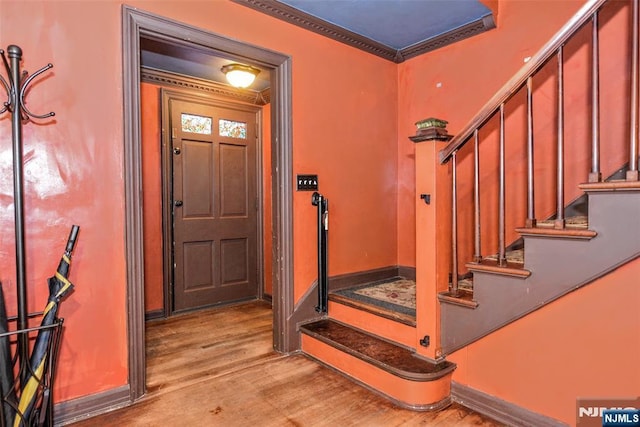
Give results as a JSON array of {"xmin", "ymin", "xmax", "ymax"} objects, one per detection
[{"xmin": 221, "ymin": 63, "xmax": 260, "ymax": 88}]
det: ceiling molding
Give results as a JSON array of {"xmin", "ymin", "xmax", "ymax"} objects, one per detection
[
  {"xmin": 231, "ymin": 0, "xmax": 496, "ymax": 63},
  {"xmin": 399, "ymin": 15, "xmax": 496, "ymax": 62},
  {"xmin": 141, "ymin": 67, "xmax": 270, "ymax": 105},
  {"xmin": 231, "ymin": 0, "xmax": 398, "ymax": 62}
]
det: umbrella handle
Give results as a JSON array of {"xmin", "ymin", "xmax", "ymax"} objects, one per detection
[{"xmin": 65, "ymin": 225, "xmax": 80, "ymax": 254}]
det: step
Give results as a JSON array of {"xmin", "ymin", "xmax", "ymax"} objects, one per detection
[
  {"xmin": 438, "ymin": 289, "xmax": 478, "ymax": 309},
  {"xmin": 579, "ymin": 180, "xmax": 640, "ymax": 192},
  {"xmin": 300, "ymin": 319, "xmax": 456, "ymax": 411},
  {"xmin": 328, "ymin": 293, "xmax": 415, "ymax": 326},
  {"xmin": 516, "ymin": 226, "xmax": 597, "ymax": 240},
  {"xmin": 466, "ymin": 259, "xmax": 531, "ymax": 278},
  {"xmin": 328, "ymin": 297, "xmax": 416, "ymax": 348}
]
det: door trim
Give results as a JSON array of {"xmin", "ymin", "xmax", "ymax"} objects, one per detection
[
  {"xmin": 160, "ymin": 88, "xmax": 264, "ymax": 315},
  {"xmin": 122, "ymin": 5, "xmax": 293, "ymax": 401}
]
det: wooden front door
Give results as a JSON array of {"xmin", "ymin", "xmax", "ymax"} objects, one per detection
[{"xmin": 165, "ymin": 92, "xmax": 259, "ymax": 312}]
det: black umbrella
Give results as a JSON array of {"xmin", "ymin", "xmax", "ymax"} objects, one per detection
[{"xmin": 13, "ymin": 225, "xmax": 79, "ymax": 427}]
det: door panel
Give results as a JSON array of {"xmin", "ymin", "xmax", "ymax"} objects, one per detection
[
  {"xmin": 169, "ymin": 96, "xmax": 258, "ymax": 312},
  {"xmin": 220, "ymin": 143, "xmax": 248, "ymax": 217}
]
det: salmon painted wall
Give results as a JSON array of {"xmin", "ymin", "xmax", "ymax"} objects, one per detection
[
  {"xmin": 0, "ymin": 0, "xmax": 398, "ymax": 402},
  {"xmin": 262, "ymin": 103, "xmax": 272, "ymax": 296},
  {"xmin": 141, "ymin": 83, "xmax": 163, "ymax": 313},
  {"xmin": 0, "ymin": 0, "xmax": 128, "ymax": 400},
  {"xmin": 448, "ymin": 257, "xmax": 640, "ymax": 425}
]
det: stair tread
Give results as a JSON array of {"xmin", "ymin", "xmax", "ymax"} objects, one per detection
[
  {"xmin": 516, "ymin": 226, "xmax": 597, "ymax": 239},
  {"xmin": 483, "ymin": 248, "xmax": 524, "ymax": 264},
  {"xmin": 579, "ymin": 180, "xmax": 640, "ymax": 191},
  {"xmin": 535, "ymin": 215, "xmax": 588, "ymax": 229},
  {"xmin": 300, "ymin": 319, "xmax": 455, "ymax": 381},
  {"xmin": 438, "ymin": 289, "xmax": 478, "ymax": 309},
  {"xmin": 466, "ymin": 259, "xmax": 531, "ymax": 278}
]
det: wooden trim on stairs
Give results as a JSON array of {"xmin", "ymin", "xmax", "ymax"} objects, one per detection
[
  {"xmin": 579, "ymin": 180, "xmax": 640, "ymax": 191},
  {"xmin": 466, "ymin": 260, "xmax": 531, "ymax": 278},
  {"xmin": 437, "ymin": 290, "xmax": 479, "ymax": 309},
  {"xmin": 515, "ymin": 227, "xmax": 597, "ymax": 240},
  {"xmin": 451, "ymin": 382, "xmax": 566, "ymax": 427}
]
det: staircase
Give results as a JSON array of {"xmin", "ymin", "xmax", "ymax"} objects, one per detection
[
  {"xmin": 435, "ymin": 0, "xmax": 640, "ymax": 353},
  {"xmin": 299, "ymin": 0, "xmax": 640, "ymax": 415},
  {"xmin": 440, "ymin": 180, "xmax": 640, "ymax": 353}
]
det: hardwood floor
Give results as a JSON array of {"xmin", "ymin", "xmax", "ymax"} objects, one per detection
[{"xmin": 68, "ymin": 301, "xmax": 503, "ymax": 426}]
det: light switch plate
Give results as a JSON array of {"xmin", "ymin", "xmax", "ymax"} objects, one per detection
[{"xmin": 297, "ymin": 174, "xmax": 318, "ymax": 191}]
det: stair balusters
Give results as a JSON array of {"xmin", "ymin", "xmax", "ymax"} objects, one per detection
[
  {"xmin": 555, "ymin": 47, "xmax": 565, "ymax": 230},
  {"xmin": 498, "ymin": 103, "xmax": 506, "ymax": 266},
  {"xmin": 450, "ymin": 151, "xmax": 459, "ymax": 295},
  {"xmin": 526, "ymin": 77, "xmax": 536, "ymax": 228},
  {"xmin": 473, "ymin": 129, "xmax": 482, "ymax": 263},
  {"xmin": 590, "ymin": 11, "xmax": 602, "ymax": 183}
]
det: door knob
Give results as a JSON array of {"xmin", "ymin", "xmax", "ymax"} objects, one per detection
[
  {"xmin": 173, "ymin": 147, "xmax": 181, "ymax": 155},
  {"xmin": 174, "ymin": 200, "xmax": 183, "ymax": 207}
]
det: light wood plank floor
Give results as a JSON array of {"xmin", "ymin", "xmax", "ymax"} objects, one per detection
[{"xmin": 68, "ymin": 301, "xmax": 504, "ymax": 426}]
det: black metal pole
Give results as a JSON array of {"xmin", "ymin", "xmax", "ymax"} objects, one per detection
[
  {"xmin": 7, "ymin": 45, "xmax": 29, "ymax": 383},
  {"xmin": 311, "ymin": 192, "xmax": 328, "ymax": 314}
]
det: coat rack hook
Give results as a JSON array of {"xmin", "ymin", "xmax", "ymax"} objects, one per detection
[
  {"xmin": 0, "ymin": 47, "xmax": 55, "ymax": 121},
  {"xmin": 19, "ymin": 63, "xmax": 55, "ymax": 120}
]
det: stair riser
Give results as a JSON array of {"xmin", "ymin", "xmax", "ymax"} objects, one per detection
[
  {"xmin": 301, "ymin": 334, "xmax": 453, "ymax": 411},
  {"xmin": 328, "ymin": 301, "xmax": 416, "ymax": 349}
]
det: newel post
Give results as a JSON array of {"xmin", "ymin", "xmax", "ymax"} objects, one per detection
[{"xmin": 410, "ymin": 119, "xmax": 453, "ymax": 361}]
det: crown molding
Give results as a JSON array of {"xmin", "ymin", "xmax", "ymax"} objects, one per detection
[
  {"xmin": 141, "ymin": 67, "xmax": 270, "ymax": 105},
  {"xmin": 399, "ymin": 15, "xmax": 496, "ymax": 62},
  {"xmin": 231, "ymin": 0, "xmax": 398, "ymax": 62},
  {"xmin": 231, "ymin": 0, "xmax": 495, "ymax": 63}
]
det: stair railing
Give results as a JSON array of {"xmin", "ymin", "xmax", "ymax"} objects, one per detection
[{"xmin": 438, "ymin": 0, "xmax": 639, "ymax": 295}]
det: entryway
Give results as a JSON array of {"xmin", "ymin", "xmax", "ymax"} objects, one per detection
[
  {"xmin": 162, "ymin": 90, "xmax": 261, "ymax": 312},
  {"xmin": 122, "ymin": 5, "xmax": 295, "ymax": 401}
]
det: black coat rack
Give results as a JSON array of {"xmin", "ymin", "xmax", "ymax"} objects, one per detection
[{"xmin": 0, "ymin": 45, "xmax": 55, "ymax": 376}]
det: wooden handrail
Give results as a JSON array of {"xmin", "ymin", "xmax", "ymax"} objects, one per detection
[{"xmin": 439, "ymin": 0, "xmax": 607, "ymax": 164}]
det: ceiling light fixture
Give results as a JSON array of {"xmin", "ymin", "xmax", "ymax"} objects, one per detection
[{"xmin": 221, "ymin": 63, "xmax": 260, "ymax": 88}]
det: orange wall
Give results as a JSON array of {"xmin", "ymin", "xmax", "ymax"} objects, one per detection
[
  {"xmin": 0, "ymin": 0, "xmax": 398, "ymax": 402},
  {"xmin": 262, "ymin": 103, "xmax": 273, "ymax": 296},
  {"xmin": 0, "ymin": 0, "xmax": 128, "ymax": 400},
  {"xmin": 448, "ymin": 257, "xmax": 640, "ymax": 425},
  {"xmin": 141, "ymin": 83, "xmax": 164, "ymax": 313}
]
